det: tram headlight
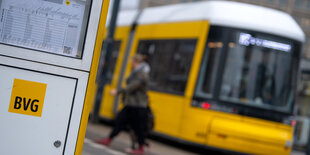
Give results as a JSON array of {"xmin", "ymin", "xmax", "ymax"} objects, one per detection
[{"xmin": 201, "ymin": 102, "xmax": 211, "ymax": 109}]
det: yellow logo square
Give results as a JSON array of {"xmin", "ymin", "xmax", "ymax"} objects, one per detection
[
  {"xmin": 65, "ymin": 0, "xmax": 71, "ymax": 5},
  {"xmin": 8, "ymin": 79, "xmax": 47, "ymax": 117}
]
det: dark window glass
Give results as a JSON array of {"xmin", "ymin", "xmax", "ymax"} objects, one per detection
[
  {"xmin": 195, "ymin": 29, "xmax": 224, "ymax": 97},
  {"xmin": 221, "ymin": 31, "xmax": 293, "ymax": 110},
  {"xmin": 195, "ymin": 26, "xmax": 299, "ymax": 113},
  {"xmin": 297, "ymin": 73, "xmax": 310, "ymax": 117},
  {"xmin": 267, "ymin": 0, "xmax": 275, "ymax": 4},
  {"xmin": 105, "ymin": 41, "xmax": 121, "ymax": 84},
  {"xmin": 295, "ymin": 0, "xmax": 305, "ymax": 8},
  {"xmin": 279, "ymin": 0, "xmax": 288, "ymax": 6},
  {"xmin": 307, "ymin": 1, "xmax": 310, "ymax": 10},
  {"xmin": 137, "ymin": 39, "xmax": 197, "ymax": 95}
]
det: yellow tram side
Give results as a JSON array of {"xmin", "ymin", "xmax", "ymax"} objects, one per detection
[{"xmin": 95, "ymin": 20, "xmax": 293, "ymax": 155}]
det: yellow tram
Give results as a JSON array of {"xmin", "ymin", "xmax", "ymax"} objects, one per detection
[{"xmin": 92, "ymin": 1, "xmax": 305, "ymax": 154}]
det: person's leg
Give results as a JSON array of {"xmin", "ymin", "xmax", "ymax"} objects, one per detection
[
  {"xmin": 127, "ymin": 107, "xmax": 148, "ymax": 154},
  {"xmin": 97, "ymin": 107, "xmax": 128, "ymax": 146},
  {"xmin": 144, "ymin": 107, "xmax": 154, "ymax": 147},
  {"xmin": 136, "ymin": 107, "xmax": 148, "ymax": 146},
  {"xmin": 109, "ymin": 107, "xmax": 128, "ymax": 138}
]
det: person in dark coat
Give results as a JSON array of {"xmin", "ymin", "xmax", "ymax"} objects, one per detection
[{"xmin": 97, "ymin": 54, "xmax": 150, "ymax": 154}]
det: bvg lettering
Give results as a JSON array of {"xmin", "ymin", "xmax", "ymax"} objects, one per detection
[{"xmin": 14, "ymin": 96, "xmax": 39, "ymax": 112}]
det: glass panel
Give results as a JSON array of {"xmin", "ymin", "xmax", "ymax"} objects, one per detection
[
  {"xmin": 196, "ymin": 27, "xmax": 224, "ymax": 96},
  {"xmin": 295, "ymin": 0, "xmax": 305, "ymax": 8},
  {"xmin": 279, "ymin": 0, "xmax": 288, "ymax": 6},
  {"xmin": 0, "ymin": 0, "xmax": 92, "ymax": 58},
  {"xmin": 307, "ymin": 1, "xmax": 310, "ymax": 9},
  {"xmin": 221, "ymin": 30, "xmax": 293, "ymax": 110},
  {"xmin": 297, "ymin": 73, "xmax": 310, "ymax": 117},
  {"xmin": 195, "ymin": 26, "xmax": 299, "ymax": 113},
  {"xmin": 267, "ymin": 0, "xmax": 275, "ymax": 4},
  {"xmin": 201, "ymin": 44, "xmax": 221, "ymax": 93},
  {"xmin": 137, "ymin": 39, "xmax": 196, "ymax": 95}
]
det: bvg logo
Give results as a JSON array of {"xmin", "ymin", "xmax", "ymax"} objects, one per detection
[{"xmin": 8, "ymin": 79, "xmax": 47, "ymax": 117}]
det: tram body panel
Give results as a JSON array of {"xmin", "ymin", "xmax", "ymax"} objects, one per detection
[
  {"xmin": 180, "ymin": 98, "xmax": 293, "ymax": 154},
  {"xmin": 207, "ymin": 132, "xmax": 290, "ymax": 155},
  {"xmin": 148, "ymin": 92, "xmax": 187, "ymax": 137},
  {"xmin": 207, "ymin": 116, "xmax": 292, "ymax": 154},
  {"xmin": 134, "ymin": 21, "xmax": 207, "ymax": 39}
]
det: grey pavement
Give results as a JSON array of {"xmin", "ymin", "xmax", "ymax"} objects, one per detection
[{"xmin": 82, "ymin": 122, "xmax": 196, "ymax": 155}]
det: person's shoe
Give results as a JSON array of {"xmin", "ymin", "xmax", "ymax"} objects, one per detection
[
  {"xmin": 144, "ymin": 144, "xmax": 151, "ymax": 153},
  {"xmin": 126, "ymin": 145, "xmax": 144, "ymax": 155},
  {"xmin": 95, "ymin": 138, "xmax": 111, "ymax": 146}
]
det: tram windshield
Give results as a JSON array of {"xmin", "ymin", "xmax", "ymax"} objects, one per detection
[{"xmin": 195, "ymin": 26, "xmax": 300, "ymax": 113}]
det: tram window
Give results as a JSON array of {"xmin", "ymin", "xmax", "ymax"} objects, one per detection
[
  {"xmin": 279, "ymin": 0, "xmax": 288, "ymax": 6},
  {"xmin": 295, "ymin": 0, "xmax": 305, "ymax": 8},
  {"xmin": 195, "ymin": 26, "xmax": 300, "ymax": 113},
  {"xmin": 220, "ymin": 30, "xmax": 294, "ymax": 109},
  {"xmin": 137, "ymin": 39, "xmax": 196, "ymax": 95},
  {"xmin": 105, "ymin": 41, "xmax": 121, "ymax": 84},
  {"xmin": 195, "ymin": 28, "xmax": 225, "ymax": 97}
]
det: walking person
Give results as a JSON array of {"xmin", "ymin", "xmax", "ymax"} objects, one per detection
[{"xmin": 96, "ymin": 54, "xmax": 150, "ymax": 154}]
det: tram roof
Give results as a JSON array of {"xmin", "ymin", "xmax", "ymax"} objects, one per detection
[{"xmin": 115, "ymin": 1, "xmax": 305, "ymax": 42}]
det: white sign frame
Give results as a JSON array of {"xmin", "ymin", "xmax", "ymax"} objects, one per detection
[{"xmin": 0, "ymin": 0, "xmax": 108, "ymax": 154}]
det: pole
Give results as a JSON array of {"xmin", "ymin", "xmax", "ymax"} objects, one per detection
[
  {"xmin": 92, "ymin": 0, "xmax": 121, "ymax": 123},
  {"xmin": 112, "ymin": 10, "xmax": 142, "ymax": 115}
]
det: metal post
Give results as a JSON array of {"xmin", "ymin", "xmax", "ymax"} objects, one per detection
[
  {"xmin": 307, "ymin": 122, "xmax": 310, "ymax": 155},
  {"xmin": 112, "ymin": 11, "xmax": 142, "ymax": 115},
  {"xmin": 92, "ymin": 0, "xmax": 121, "ymax": 123}
]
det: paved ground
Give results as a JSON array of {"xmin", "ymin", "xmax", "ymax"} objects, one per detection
[
  {"xmin": 82, "ymin": 122, "xmax": 197, "ymax": 155},
  {"xmin": 82, "ymin": 122, "xmax": 306, "ymax": 155}
]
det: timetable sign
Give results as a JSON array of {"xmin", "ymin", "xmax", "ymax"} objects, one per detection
[{"xmin": 0, "ymin": 0, "xmax": 89, "ymax": 58}]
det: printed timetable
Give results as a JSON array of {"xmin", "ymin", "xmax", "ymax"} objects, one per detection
[{"xmin": 0, "ymin": 0, "xmax": 90, "ymax": 58}]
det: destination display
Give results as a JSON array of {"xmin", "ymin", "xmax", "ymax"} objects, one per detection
[
  {"xmin": 0, "ymin": 0, "xmax": 90, "ymax": 58},
  {"xmin": 239, "ymin": 32, "xmax": 292, "ymax": 52}
]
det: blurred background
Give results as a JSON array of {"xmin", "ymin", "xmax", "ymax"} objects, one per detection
[
  {"xmin": 123, "ymin": 0, "xmax": 310, "ymax": 59},
  {"xmin": 84, "ymin": 0, "xmax": 310, "ymax": 155}
]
